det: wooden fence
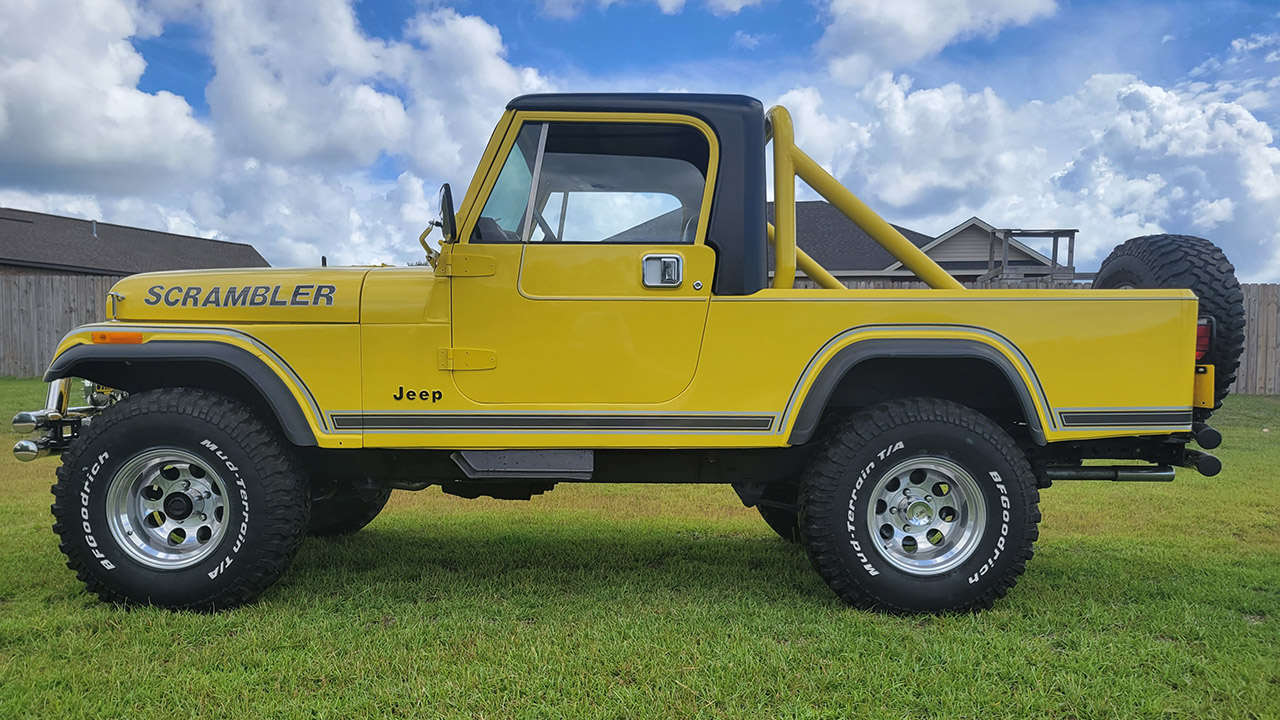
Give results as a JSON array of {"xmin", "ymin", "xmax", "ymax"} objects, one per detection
[
  {"xmin": 1230, "ymin": 283, "xmax": 1279, "ymax": 395},
  {"xmin": 2, "ymin": 274, "xmax": 1279, "ymax": 394},
  {"xmin": 0, "ymin": 274, "xmax": 122, "ymax": 377}
]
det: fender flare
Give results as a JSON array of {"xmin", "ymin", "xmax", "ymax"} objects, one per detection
[
  {"xmin": 44, "ymin": 341, "xmax": 318, "ymax": 446},
  {"xmin": 786, "ymin": 337, "xmax": 1048, "ymax": 446}
]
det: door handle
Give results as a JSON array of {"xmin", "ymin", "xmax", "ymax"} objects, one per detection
[{"xmin": 642, "ymin": 254, "xmax": 683, "ymax": 288}]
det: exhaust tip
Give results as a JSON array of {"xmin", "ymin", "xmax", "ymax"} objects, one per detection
[
  {"xmin": 1195, "ymin": 451, "xmax": 1222, "ymax": 477},
  {"xmin": 1192, "ymin": 422, "xmax": 1222, "ymax": 450}
]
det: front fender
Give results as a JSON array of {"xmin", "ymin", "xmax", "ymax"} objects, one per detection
[{"xmin": 45, "ymin": 335, "xmax": 319, "ymax": 447}]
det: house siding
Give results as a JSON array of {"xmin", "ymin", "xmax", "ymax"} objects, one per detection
[{"xmin": 928, "ymin": 226, "xmax": 1043, "ymax": 264}]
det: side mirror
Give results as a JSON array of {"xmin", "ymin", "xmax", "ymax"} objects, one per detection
[{"xmin": 438, "ymin": 183, "xmax": 457, "ymax": 243}]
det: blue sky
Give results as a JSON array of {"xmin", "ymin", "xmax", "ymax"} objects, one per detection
[
  {"xmin": 135, "ymin": 1, "xmax": 1278, "ymax": 124},
  {"xmin": 2, "ymin": 0, "xmax": 1279, "ymax": 278}
]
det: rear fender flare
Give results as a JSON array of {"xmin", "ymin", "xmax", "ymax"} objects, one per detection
[{"xmin": 785, "ymin": 333, "xmax": 1050, "ymax": 446}]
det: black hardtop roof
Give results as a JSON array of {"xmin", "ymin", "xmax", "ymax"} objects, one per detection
[{"xmin": 507, "ymin": 93, "xmax": 763, "ymax": 116}]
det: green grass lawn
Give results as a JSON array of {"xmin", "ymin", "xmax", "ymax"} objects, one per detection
[{"xmin": 0, "ymin": 376, "xmax": 1277, "ymax": 719}]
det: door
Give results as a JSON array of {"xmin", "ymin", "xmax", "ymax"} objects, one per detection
[{"xmin": 451, "ymin": 117, "xmax": 718, "ymax": 405}]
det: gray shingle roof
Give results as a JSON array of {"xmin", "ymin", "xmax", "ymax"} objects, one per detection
[
  {"xmin": 0, "ymin": 207, "xmax": 268, "ymax": 275},
  {"xmin": 767, "ymin": 201, "xmax": 933, "ymax": 272}
]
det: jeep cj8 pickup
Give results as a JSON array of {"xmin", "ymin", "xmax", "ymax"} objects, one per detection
[{"xmin": 13, "ymin": 94, "xmax": 1244, "ymax": 613}]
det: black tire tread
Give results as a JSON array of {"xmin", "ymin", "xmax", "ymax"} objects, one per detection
[
  {"xmin": 798, "ymin": 397, "xmax": 1040, "ymax": 613},
  {"xmin": 1095, "ymin": 234, "xmax": 1245, "ymax": 408},
  {"xmin": 51, "ymin": 388, "xmax": 309, "ymax": 611}
]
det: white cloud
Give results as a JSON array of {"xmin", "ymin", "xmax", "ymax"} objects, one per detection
[
  {"xmin": 732, "ymin": 30, "xmax": 762, "ymax": 50},
  {"xmin": 0, "ymin": 1, "xmax": 551, "ymax": 267},
  {"xmin": 397, "ymin": 9, "xmax": 552, "ymax": 181},
  {"xmin": 1192, "ymin": 197, "xmax": 1235, "ymax": 229},
  {"xmin": 0, "ymin": 0, "xmax": 214, "ymax": 193},
  {"xmin": 202, "ymin": 0, "xmax": 408, "ymax": 167},
  {"xmin": 709, "ymin": 0, "xmax": 769, "ymax": 14},
  {"xmin": 783, "ymin": 64, "xmax": 1280, "ymax": 275},
  {"xmin": 818, "ymin": 0, "xmax": 1057, "ymax": 83},
  {"xmin": 540, "ymin": 0, "xmax": 685, "ymax": 19},
  {"xmin": 773, "ymin": 87, "xmax": 869, "ymax": 180}
]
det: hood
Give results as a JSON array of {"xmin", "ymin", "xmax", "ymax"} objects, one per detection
[{"xmin": 110, "ymin": 267, "xmax": 372, "ymax": 324}]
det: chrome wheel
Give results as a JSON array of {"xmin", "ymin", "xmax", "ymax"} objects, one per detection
[
  {"xmin": 105, "ymin": 449, "xmax": 230, "ymax": 570},
  {"xmin": 866, "ymin": 456, "xmax": 986, "ymax": 576}
]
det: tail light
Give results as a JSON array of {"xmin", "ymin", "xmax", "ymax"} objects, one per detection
[{"xmin": 1195, "ymin": 319, "xmax": 1211, "ymax": 361}]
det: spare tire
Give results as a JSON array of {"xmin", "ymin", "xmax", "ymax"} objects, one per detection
[{"xmin": 1094, "ymin": 234, "xmax": 1245, "ymax": 409}]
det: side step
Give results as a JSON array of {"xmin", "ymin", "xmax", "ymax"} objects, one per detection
[
  {"xmin": 451, "ymin": 449, "xmax": 593, "ymax": 480},
  {"xmin": 1044, "ymin": 465, "xmax": 1176, "ymax": 482}
]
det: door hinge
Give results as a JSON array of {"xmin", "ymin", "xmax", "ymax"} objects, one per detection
[
  {"xmin": 438, "ymin": 348, "xmax": 497, "ymax": 371},
  {"xmin": 435, "ymin": 252, "xmax": 495, "ymax": 277}
]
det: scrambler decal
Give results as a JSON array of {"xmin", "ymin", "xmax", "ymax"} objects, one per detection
[{"xmin": 143, "ymin": 284, "xmax": 336, "ymax": 308}]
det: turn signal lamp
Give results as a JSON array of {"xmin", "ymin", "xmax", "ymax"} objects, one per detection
[{"xmin": 90, "ymin": 331, "xmax": 144, "ymax": 344}]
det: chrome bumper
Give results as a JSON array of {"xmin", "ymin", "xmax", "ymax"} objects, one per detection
[{"xmin": 11, "ymin": 379, "xmax": 98, "ymax": 462}]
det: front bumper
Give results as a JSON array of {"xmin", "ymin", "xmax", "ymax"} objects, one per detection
[{"xmin": 11, "ymin": 379, "xmax": 101, "ymax": 462}]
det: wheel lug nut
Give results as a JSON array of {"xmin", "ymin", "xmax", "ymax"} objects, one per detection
[
  {"xmin": 182, "ymin": 480, "xmax": 191, "ymax": 490},
  {"xmin": 925, "ymin": 495, "xmax": 932, "ymax": 501},
  {"xmin": 889, "ymin": 507, "xmax": 897, "ymax": 514},
  {"xmin": 197, "ymin": 513, "xmax": 207, "ymax": 521}
]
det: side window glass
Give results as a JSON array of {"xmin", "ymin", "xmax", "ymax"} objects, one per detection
[
  {"xmin": 471, "ymin": 123, "xmax": 543, "ymax": 243},
  {"xmin": 472, "ymin": 120, "xmax": 710, "ymax": 245},
  {"xmin": 531, "ymin": 123, "xmax": 709, "ymax": 244}
]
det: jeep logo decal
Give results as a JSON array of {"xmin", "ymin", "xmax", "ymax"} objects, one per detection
[
  {"xmin": 393, "ymin": 386, "xmax": 443, "ymax": 402},
  {"xmin": 144, "ymin": 284, "xmax": 336, "ymax": 308}
]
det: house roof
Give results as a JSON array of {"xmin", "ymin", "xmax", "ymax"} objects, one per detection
[
  {"xmin": 884, "ymin": 216, "xmax": 1053, "ymax": 272},
  {"xmin": 768, "ymin": 201, "xmax": 934, "ymax": 273},
  {"xmin": 0, "ymin": 207, "xmax": 268, "ymax": 275}
]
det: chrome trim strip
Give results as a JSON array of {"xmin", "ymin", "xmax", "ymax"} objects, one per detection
[
  {"xmin": 1056, "ymin": 408, "xmax": 1193, "ymax": 428},
  {"xmin": 711, "ymin": 296, "xmax": 1197, "ymax": 303},
  {"xmin": 328, "ymin": 412, "xmax": 775, "ymax": 433}
]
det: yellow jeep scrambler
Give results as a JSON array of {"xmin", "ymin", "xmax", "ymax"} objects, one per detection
[{"xmin": 13, "ymin": 94, "xmax": 1244, "ymax": 613}]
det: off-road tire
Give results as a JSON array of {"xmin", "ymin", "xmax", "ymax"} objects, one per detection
[
  {"xmin": 309, "ymin": 484, "xmax": 391, "ymax": 536},
  {"xmin": 51, "ymin": 388, "xmax": 309, "ymax": 610},
  {"xmin": 799, "ymin": 398, "xmax": 1040, "ymax": 613},
  {"xmin": 1094, "ymin": 234, "xmax": 1245, "ymax": 409},
  {"xmin": 756, "ymin": 482, "xmax": 800, "ymax": 543}
]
